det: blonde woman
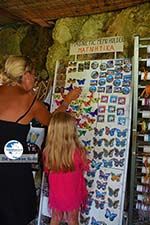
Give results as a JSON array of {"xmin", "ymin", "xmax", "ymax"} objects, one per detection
[
  {"xmin": 0, "ymin": 55, "xmax": 81, "ymax": 225},
  {"xmin": 43, "ymin": 112, "xmax": 89, "ymax": 225}
]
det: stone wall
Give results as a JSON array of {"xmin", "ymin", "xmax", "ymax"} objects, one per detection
[{"xmin": 0, "ymin": 2, "xmax": 149, "ymax": 78}]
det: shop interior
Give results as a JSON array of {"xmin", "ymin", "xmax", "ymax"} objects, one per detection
[{"xmin": 0, "ymin": 1, "xmax": 150, "ymax": 225}]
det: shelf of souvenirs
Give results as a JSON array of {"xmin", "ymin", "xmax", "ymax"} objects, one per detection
[
  {"xmin": 136, "ymin": 178, "xmax": 150, "ymax": 188},
  {"xmin": 138, "ymin": 73, "xmax": 150, "ymax": 84},
  {"xmin": 138, "ymin": 111, "xmax": 150, "ymax": 119},
  {"xmin": 135, "ymin": 197, "xmax": 150, "ymax": 207},
  {"xmin": 137, "ymin": 130, "xmax": 150, "ymax": 135},
  {"xmin": 139, "ymin": 58, "xmax": 150, "ymax": 62},
  {"xmin": 135, "ymin": 183, "xmax": 150, "ymax": 193},
  {"xmin": 138, "ymin": 96, "xmax": 150, "ymax": 102},
  {"xmin": 137, "ymin": 149, "xmax": 150, "ymax": 155},
  {"xmin": 136, "ymin": 172, "xmax": 150, "ymax": 179},
  {"xmin": 136, "ymin": 152, "xmax": 150, "ymax": 158},
  {"xmin": 135, "ymin": 199, "xmax": 150, "ymax": 209},
  {"xmin": 138, "ymin": 106, "xmax": 150, "ymax": 111},
  {"xmin": 136, "ymin": 139, "xmax": 150, "ymax": 146},
  {"xmin": 135, "ymin": 171, "xmax": 150, "ymax": 185},
  {"xmin": 137, "ymin": 133, "xmax": 150, "ymax": 140},
  {"xmin": 138, "ymin": 83, "xmax": 150, "ymax": 88},
  {"xmin": 138, "ymin": 118, "xmax": 150, "ymax": 123},
  {"xmin": 135, "ymin": 155, "xmax": 150, "ymax": 168},
  {"xmin": 138, "ymin": 68, "xmax": 150, "ymax": 83}
]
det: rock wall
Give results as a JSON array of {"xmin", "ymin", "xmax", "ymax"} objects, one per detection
[{"xmin": 0, "ymin": 2, "xmax": 149, "ymax": 78}]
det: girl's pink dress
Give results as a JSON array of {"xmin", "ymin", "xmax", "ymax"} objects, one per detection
[{"xmin": 45, "ymin": 149, "xmax": 88, "ymax": 212}]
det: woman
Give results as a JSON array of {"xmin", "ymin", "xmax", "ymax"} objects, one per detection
[{"xmin": 0, "ymin": 55, "xmax": 81, "ymax": 225}]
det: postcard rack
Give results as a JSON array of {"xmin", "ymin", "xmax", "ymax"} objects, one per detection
[{"xmin": 129, "ymin": 35, "xmax": 150, "ymax": 225}]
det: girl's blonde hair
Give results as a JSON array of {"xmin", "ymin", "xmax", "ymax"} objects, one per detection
[
  {"xmin": 45, "ymin": 111, "xmax": 85, "ymax": 172},
  {"xmin": 0, "ymin": 55, "xmax": 34, "ymax": 85}
]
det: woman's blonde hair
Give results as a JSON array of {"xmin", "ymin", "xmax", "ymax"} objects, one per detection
[
  {"xmin": 0, "ymin": 55, "xmax": 34, "ymax": 84},
  {"xmin": 45, "ymin": 111, "xmax": 85, "ymax": 172}
]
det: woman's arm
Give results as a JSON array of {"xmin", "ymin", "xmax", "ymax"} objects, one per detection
[{"xmin": 33, "ymin": 87, "xmax": 82, "ymax": 126}]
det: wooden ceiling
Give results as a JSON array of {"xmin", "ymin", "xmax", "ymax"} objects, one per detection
[{"xmin": 0, "ymin": 0, "xmax": 149, "ymax": 27}]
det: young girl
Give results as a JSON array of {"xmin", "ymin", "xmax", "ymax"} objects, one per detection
[{"xmin": 43, "ymin": 112, "xmax": 89, "ymax": 225}]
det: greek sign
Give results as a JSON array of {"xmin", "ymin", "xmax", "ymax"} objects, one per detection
[{"xmin": 70, "ymin": 36, "xmax": 124, "ymax": 55}]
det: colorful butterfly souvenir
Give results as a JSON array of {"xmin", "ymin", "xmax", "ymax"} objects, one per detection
[
  {"xmin": 86, "ymin": 116, "xmax": 96, "ymax": 124},
  {"xmin": 103, "ymin": 148, "xmax": 114, "ymax": 157},
  {"xmin": 75, "ymin": 118, "xmax": 82, "ymax": 126},
  {"xmin": 93, "ymin": 137, "xmax": 102, "ymax": 146},
  {"xmin": 53, "ymin": 94, "xmax": 61, "ymax": 99},
  {"xmin": 105, "ymin": 126, "xmax": 110, "ymax": 135},
  {"xmin": 80, "ymin": 214, "xmax": 90, "ymax": 225},
  {"xmin": 78, "ymin": 129, "xmax": 87, "ymax": 137},
  {"xmin": 96, "ymin": 180, "xmax": 107, "ymax": 190},
  {"xmin": 88, "ymin": 191, "xmax": 94, "ymax": 198},
  {"xmin": 65, "ymin": 83, "xmax": 73, "ymax": 91},
  {"xmin": 91, "ymin": 159, "xmax": 102, "ymax": 170},
  {"xmin": 94, "ymin": 127, "xmax": 104, "ymax": 136},
  {"xmin": 91, "ymin": 98, "xmax": 99, "ymax": 103},
  {"xmin": 108, "ymin": 197, "xmax": 119, "ymax": 209},
  {"xmin": 111, "ymin": 172, "xmax": 122, "ymax": 182},
  {"xmin": 91, "ymin": 217, "xmax": 107, "ymax": 225},
  {"xmin": 67, "ymin": 67, "xmax": 77, "ymax": 73},
  {"xmin": 116, "ymin": 128, "xmax": 128, "ymax": 137},
  {"xmin": 108, "ymin": 186, "xmax": 119, "ymax": 197},
  {"xmin": 82, "ymin": 139, "xmax": 91, "ymax": 147},
  {"xmin": 70, "ymin": 104, "xmax": 80, "ymax": 111},
  {"xmin": 95, "ymin": 190, "xmax": 106, "ymax": 199},
  {"xmin": 67, "ymin": 78, "xmax": 76, "ymax": 84},
  {"xmin": 91, "ymin": 98, "xmax": 99, "ymax": 104},
  {"xmin": 68, "ymin": 61, "xmax": 77, "ymax": 67},
  {"xmin": 55, "ymin": 99, "xmax": 63, "ymax": 106},
  {"xmin": 105, "ymin": 208, "xmax": 117, "ymax": 221},
  {"xmin": 93, "ymin": 150, "xmax": 103, "ymax": 160},
  {"xmin": 115, "ymin": 138, "xmax": 127, "ymax": 147},
  {"xmin": 87, "ymin": 169, "xmax": 96, "ymax": 178},
  {"xmin": 89, "ymin": 109, "xmax": 98, "ymax": 117},
  {"xmin": 114, "ymin": 148, "xmax": 125, "ymax": 157},
  {"xmin": 102, "ymin": 159, "xmax": 113, "ymax": 168},
  {"xmin": 113, "ymin": 158, "xmax": 125, "ymax": 167},
  {"xmin": 87, "ymin": 92, "xmax": 94, "ymax": 99},
  {"xmin": 105, "ymin": 127, "xmax": 116, "ymax": 136},
  {"xmin": 82, "ymin": 197, "xmax": 93, "ymax": 215},
  {"xmin": 86, "ymin": 179, "xmax": 94, "ymax": 188},
  {"xmin": 77, "ymin": 78, "xmax": 86, "ymax": 85},
  {"xmin": 99, "ymin": 170, "xmax": 110, "ymax": 181},
  {"xmin": 76, "ymin": 99, "xmax": 83, "ymax": 104},
  {"xmin": 80, "ymin": 122, "xmax": 92, "ymax": 131},
  {"xmin": 102, "ymin": 138, "xmax": 115, "ymax": 147},
  {"xmin": 83, "ymin": 107, "xmax": 92, "ymax": 113},
  {"xmin": 94, "ymin": 200, "xmax": 105, "ymax": 209},
  {"xmin": 82, "ymin": 206, "xmax": 91, "ymax": 216},
  {"xmin": 83, "ymin": 100, "xmax": 91, "ymax": 107}
]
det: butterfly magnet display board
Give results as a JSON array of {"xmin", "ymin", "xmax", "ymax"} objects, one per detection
[{"xmin": 50, "ymin": 59, "xmax": 132, "ymax": 225}]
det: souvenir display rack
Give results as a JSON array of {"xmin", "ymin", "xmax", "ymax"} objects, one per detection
[
  {"xmin": 37, "ymin": 37, "xmax": 132, "ymax": 225},
  {"xmin": 129, "ymin": 36, "xmax": 150, "ymax": 225},
  {"xmin": 49, "ymin": 57, "xmax": 132, "ymax": 225}
]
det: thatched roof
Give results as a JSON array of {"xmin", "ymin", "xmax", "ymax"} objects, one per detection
[{"xmin": 0, "ymin": 0, "xmax": 149, "ymax": 27}]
